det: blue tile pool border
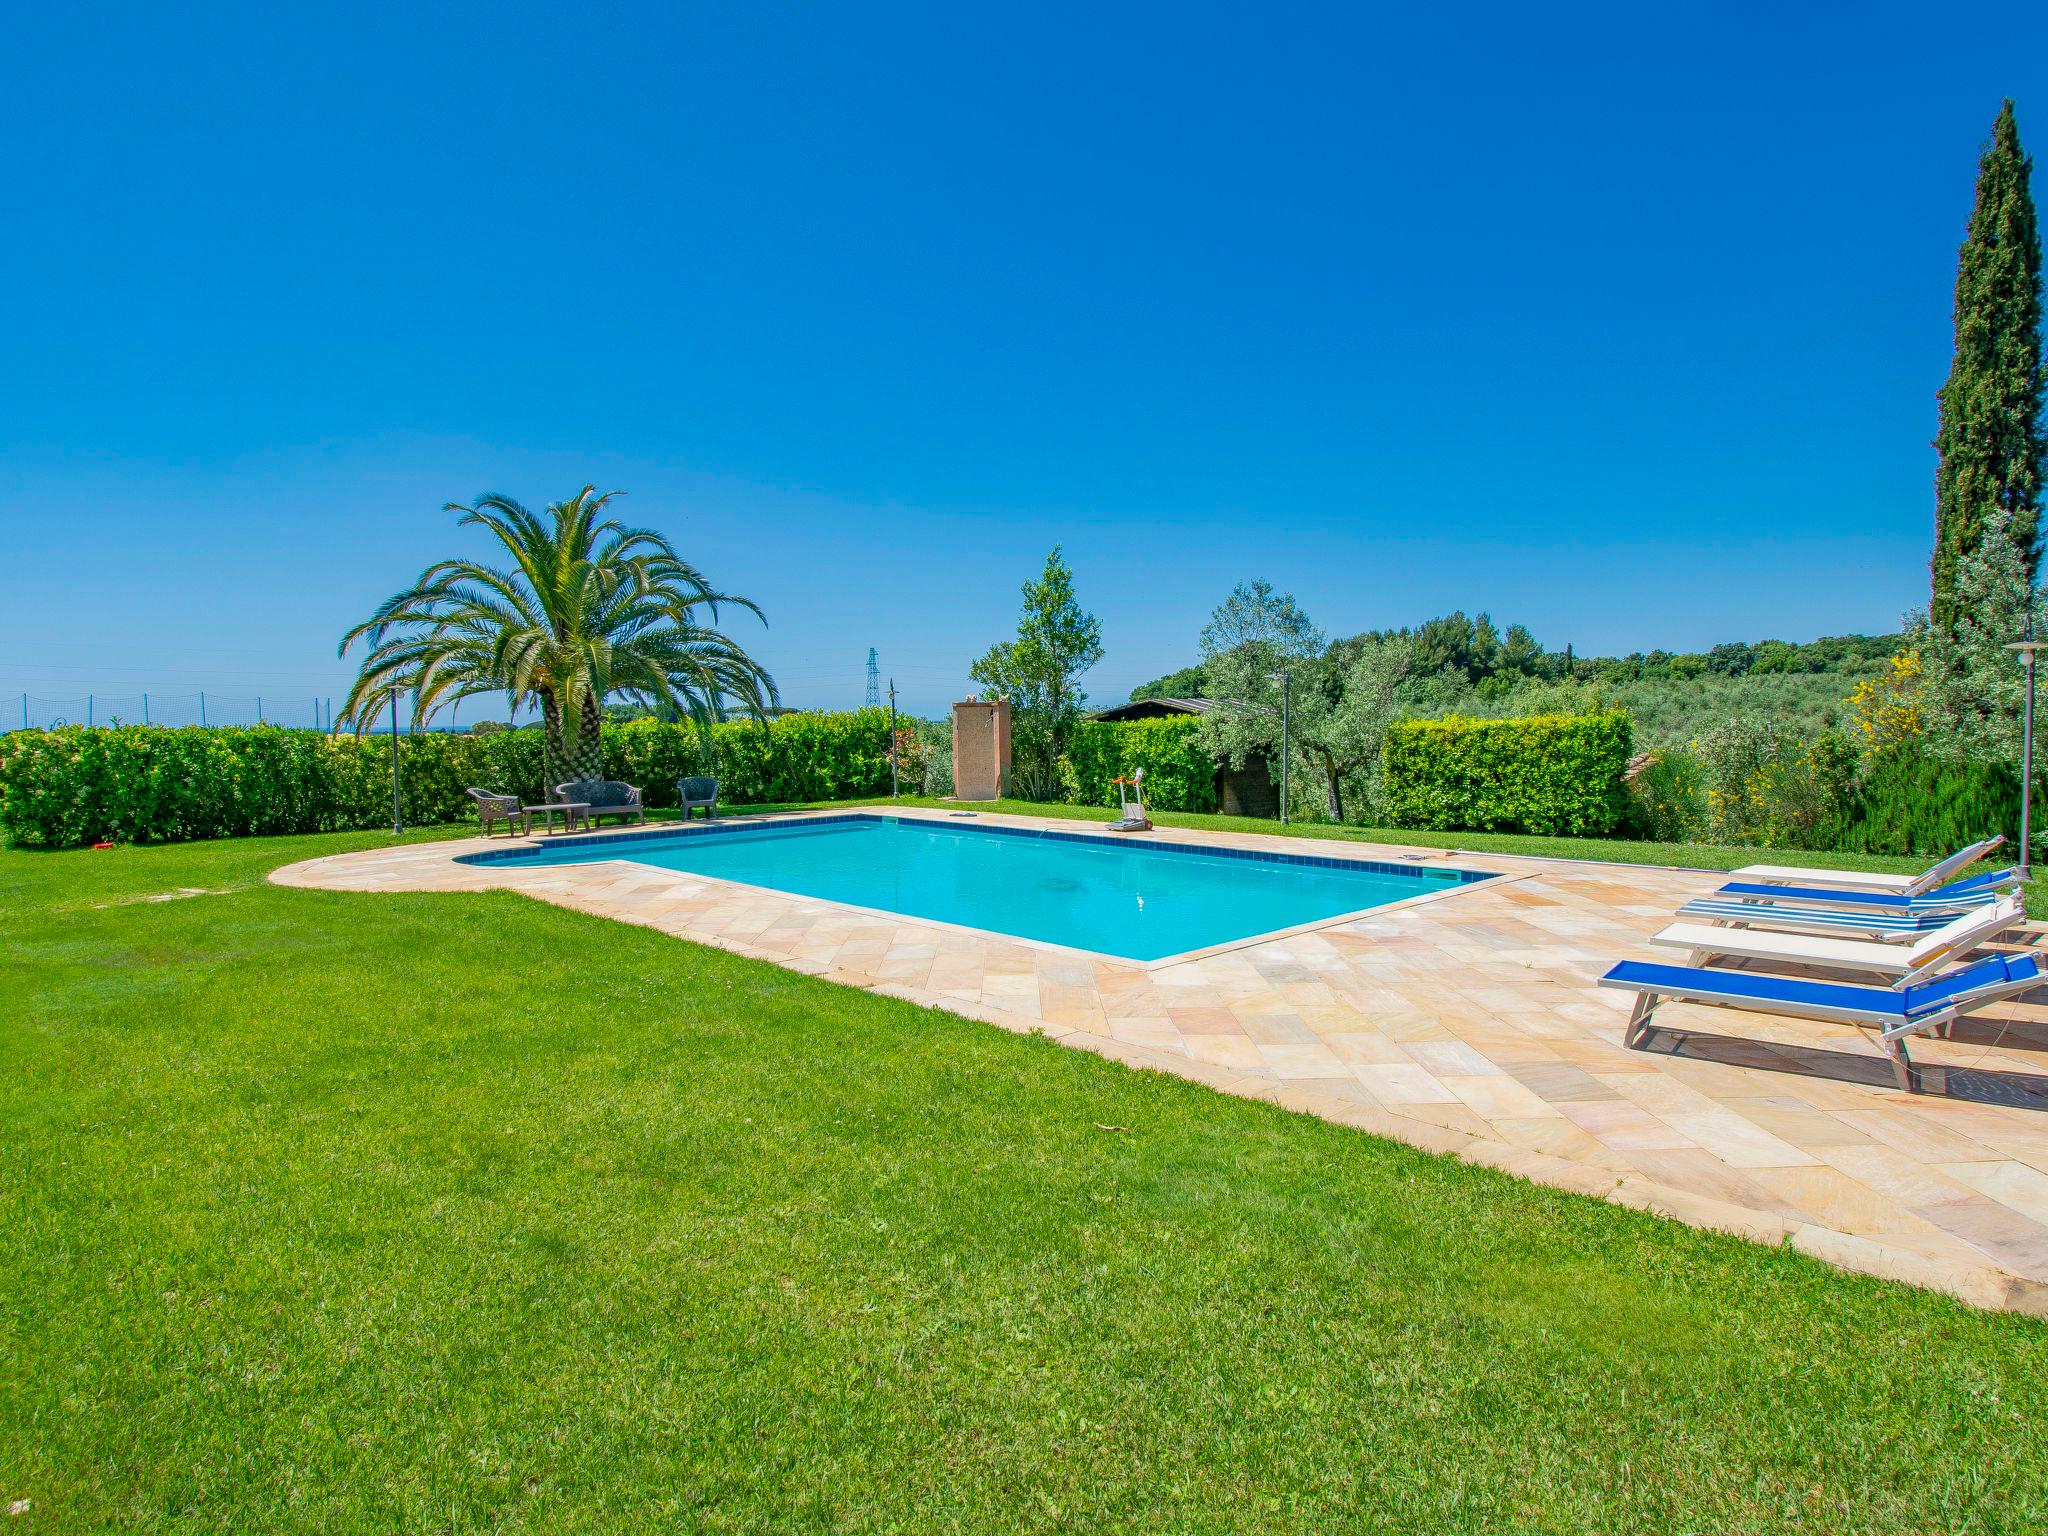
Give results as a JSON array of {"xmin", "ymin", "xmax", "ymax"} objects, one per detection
[
  {"xmin": 454, "ymin": 811, "xmax": 1496, "ymax": 887},
  {"xmin": 456, "ymin": 813, "xmax": 875, "ymax": 865}
]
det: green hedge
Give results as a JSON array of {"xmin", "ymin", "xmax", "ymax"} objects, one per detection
[
  {"xmin": 1066, "ymin": 717, "xmax": 1218, "ymax": 813},
  {"xmin": 1815, "ymin": 749, "xmax": 2033, "ymax": 858},
  {"xmin": 681, "ymin": 710, "xmax": 898, "ymax": 807},
  {"xmin": 0, "ymin": 710, "xmax": 901, "ymax": 848},
  {"xmin": 1381, "ymin": 710, "xmax": 1633, "ymax": 836}
]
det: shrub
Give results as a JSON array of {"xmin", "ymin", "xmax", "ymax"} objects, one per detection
[
  {"xmin": 1622, "ymin": 747, "xmax": 1709, "ymax": 842},
  {"xmin": 1380, "ymin": 710, "xmax": 1632, "ymax": 836},
  {"xmin": 1768, "ymin": 729, "xmax": 1861, "ymax": 850},
  {"xmin": 1066, "ymin": 717, "xmax": 1219, "ymax": 813},
  {"xmin": 1692, "ymin": 717, "xmax": 1788, "ymax": 845},
  {"xmin": 699, "ymin": 708, "xmax": 897, "ymax": 806},
  {"xmin": 889, "ymin": 725, "xmax": 931, "ymax": 794},
  {"xmin": 0, "ymin": 725, "xmax": 494, "ymax": 847},
  {"xmin": 1817, "ymin": 748, "xmax": 2032, "ymax": 857},
  {"xmin": 1847, "ymin": 650, "xmax": 1924, "ymax": 754},
  {"xmin": 1689, "ymin": 718, "xmax": 1860, "ymax": 848},
  {"xmin": 0, "ymin": 711, "xmax": 898, "ymax": 848}
]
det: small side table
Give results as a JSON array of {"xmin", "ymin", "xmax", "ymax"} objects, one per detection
[{"xmin": 523, "ymin": 801, "xmax": 590, "ymax": 835}]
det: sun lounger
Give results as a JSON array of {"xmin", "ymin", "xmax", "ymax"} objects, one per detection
[
  {"xmin": 1648, "ymin": 895, "xmax": 2024, "ymax": 984},
  {"xmin": 1730, "ymin": 836, "xmax": 2003, "ymax": 894},
  {"xmin": 1599, "ymin": 952, "xmax": 2041, "ymax": 1091},
  {"xmin": 1676, "ymin": 896, "xmax": 1970, "ymax": 941},
  {"xmin": 1709, "ymin": 866, "xmax": 2020, "ymax": 917}
]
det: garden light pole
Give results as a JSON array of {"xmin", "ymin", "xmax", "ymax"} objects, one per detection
[
  {"xmin": 389, "ymin": 692, "xmax": 404, "ymax": 836},
  {"xmin": 2007, "ymin": 636, "xmax": 2043, "ymax": 880},
  {"xmin": 887, "ymin": 679, "xmax": 899, "ymax": 798},
  {"xmin": 1269, "ymin": 670, "xmax": 1291, "ymax": 826}
]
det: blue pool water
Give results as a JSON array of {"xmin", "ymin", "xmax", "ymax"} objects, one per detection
[{"xmin": 464, "ymin": 816, "xmax": 1490, "ymax": 962}]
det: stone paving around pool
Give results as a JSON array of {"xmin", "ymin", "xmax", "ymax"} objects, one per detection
[{"xmin": 273, "ymin": 808, "xmax": 2048, "ymax": 1316}]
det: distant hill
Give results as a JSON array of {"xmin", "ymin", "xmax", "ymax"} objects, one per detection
[
  {"xmin": 1127, "ymin": 617, "xmax": 1902, "ymax": 750},
  {"xmin": 1131, "ymin": 618, "xmax": 1901, "ymax": 704}
]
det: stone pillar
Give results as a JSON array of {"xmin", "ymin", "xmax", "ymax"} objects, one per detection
[{"xmin": 950, "ymin": 698, "xmax": 1011, "ymax": 800}]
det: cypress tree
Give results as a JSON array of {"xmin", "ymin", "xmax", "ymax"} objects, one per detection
[{"xmin": 1931, "ymin": 102, "xmax": 2045, "ymax": 634}]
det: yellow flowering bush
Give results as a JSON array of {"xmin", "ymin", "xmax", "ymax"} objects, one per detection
[{"xmin": 1848, "ymin": 650, "xmax": 1923, "ymax": 754}]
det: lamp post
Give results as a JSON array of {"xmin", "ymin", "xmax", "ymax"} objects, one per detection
[
  {"xmin": 2007, "ymin": 637, "xmax": 2044, "ymax": 880},
  {"xmin": 887, "ymin": 679, "xmax": 899, "ymax": 798},
  {"xmin": 388, "ymin": 691, "xmax": 404, "ymax": 836},
  {"xmin": 1269, "ymin": 670, "xmax": 1292, "ymax": 826}
]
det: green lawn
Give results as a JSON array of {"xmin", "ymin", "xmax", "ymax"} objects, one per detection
[{"xmin": 5, "ymin": 830, "xmax": 2047, "ymax": 1532}]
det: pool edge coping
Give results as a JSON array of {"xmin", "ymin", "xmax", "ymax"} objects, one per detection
[{"xmin": 437, "ymin": 805, "xmax": 1520, "ymax": 970}]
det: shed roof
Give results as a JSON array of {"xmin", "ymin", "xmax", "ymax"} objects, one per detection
[{"xmin": 1085, "ymin": 697, "xmax": 1214, "ymax": 722}]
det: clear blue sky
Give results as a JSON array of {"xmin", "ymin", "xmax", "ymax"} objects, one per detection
[{"xmin": 4, "ymin": 2, "xmax": 2045, "ymax": 724}]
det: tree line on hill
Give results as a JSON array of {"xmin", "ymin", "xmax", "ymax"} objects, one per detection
[{"xmin": 1130, "ymin": 620, "xmax": 1901, "ymax": 707}]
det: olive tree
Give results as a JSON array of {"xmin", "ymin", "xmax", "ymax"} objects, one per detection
[{"xmin": 1196, "ymin": 581, "xmax": 1410, "ymax": 821}]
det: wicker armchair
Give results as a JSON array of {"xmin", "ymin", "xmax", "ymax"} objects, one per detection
[
  {"xmin": 554, "ymin": 779, "xmax": 645, "ymax": 826},
  {"xmin": 466, "ymin": 787, "xmax": 525, "ymax": 838},
  {"xmin": 677, "ymin": 775, "xmax": 719, "ymax": 820}
]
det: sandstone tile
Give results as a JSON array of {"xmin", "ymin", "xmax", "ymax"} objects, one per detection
[
  {"xmin": 1404, "ymin": 1040, "xmax": 1504, "ymax": 1078},
  {"xmin": 1502, "ymin": 1060, "xmax": 1622, "ymax": 1104},
  {"xmin": 1915, "ymin": 1202, "xmax": 2048, "ymax": 1283},
  {"xmin": 1938, "ymin": 1161, "xmax": 2048, "ymax": 1227},
  {"xmin": 1352, "ymin": 1063, "xmax": 1458, "ymax": 1106},
  {"xmin": 1557, "ymin": 1100, "xmax": 1695, "ymax": 1152},
  {"xmin": 1258, "ymin": 1041, "xmax": 1351, "ymax": 1079},
  {"xmin": 1183, "ymin": 1034, "xmax": 1267, "ymax": 1070},
  {"xmin": 1488, "ymin": 1115, "xmax": 1633, "ymax": 1169},
  {"xmin": 1441, "ymin": 1073, "xmax": 1562, "ymax": 1122},
  {"xmin": 1662, "ymin": 1110, "xmax": 1821, "ymax": 1170}
]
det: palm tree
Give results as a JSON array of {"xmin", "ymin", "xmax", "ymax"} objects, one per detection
[{"xmin": 339, "ymin": 487, "xmax": 777, "ymax": 786}]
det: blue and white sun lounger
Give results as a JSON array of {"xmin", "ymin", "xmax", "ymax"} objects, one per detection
[
  {"xmin": 1709, "ymin": 866, "xmax": 2020, "ymax": 918},
  {"xmin": 1650, "ymin": 895, "xmax": 2024, "ymax": 983},
  {"xmin": 1731, "ymin": 836, "xmax": 2004, "ymax": 895},
  {"xmin": 1674, "ymin": 897, "xmax": 1959, "ymax": 940},
  {"xmin": 1599, "ymin": 952, "xmax": 2041, "ymax": 1091}
]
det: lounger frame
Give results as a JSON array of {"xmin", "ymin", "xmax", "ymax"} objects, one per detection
[
  {"xmin": 1732, "ymin": 835, "xmax": 2002, "ymax": 896},
  {"xmin": 1712, "ymin": 869, "xmax": 2019, "ymax": 917},
  {"xmin": 1603, "ymin": 964, "xmax": 2037, "ymax": 1093}
]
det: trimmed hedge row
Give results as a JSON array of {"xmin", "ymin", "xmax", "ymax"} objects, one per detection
[
  {"xmin": 1067, "ymin": 717, "xmax": 1218, "ymax": 813},
  {"xmin": 604, "ymin": 712, "xmax": 900, "ymax": 808},
  {"xmin": 0, "ymin": 710, "xmax": 904, "ymax": 848},
  {"xmin": 1381, "ymin": 710, "xmax": 1633, "ymax": 836},
  {"xmin": 0, "ymin": 726, "xmax": 491, "ymax": 848}
]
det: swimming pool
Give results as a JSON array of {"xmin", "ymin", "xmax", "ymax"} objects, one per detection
[{"xmin": 464, "ymin": 814, "xmax": 1491, "ymax": 962}]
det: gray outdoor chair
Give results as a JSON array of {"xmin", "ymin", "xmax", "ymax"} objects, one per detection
[
  {"xmin": 677, "ymin": 775, "xmax": 719, "ymax": 820},
  {"xmin": 554, "ymin": 779, "xmax": 645, "ymax": 826},
  {"xmin": 466, "ymin": 787, "xmax": 525, "ymax": 838}
]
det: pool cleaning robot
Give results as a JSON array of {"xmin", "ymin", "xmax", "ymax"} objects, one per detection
[{"xmin": 1107, "ymin": 768, "xmax": 1152, "ymax": 832}]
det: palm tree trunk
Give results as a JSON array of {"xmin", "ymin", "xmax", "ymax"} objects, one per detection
[
  {"xmin": 540, "ymin": 695, "xmax": 570, "ymax": 793},
  {"xmin": 539, "ymin": 691, "xmax": 608, "ymax": 791},
  {"xmin": 572, "ymin": 691, "xmax": 606, "ymax": 783}
]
